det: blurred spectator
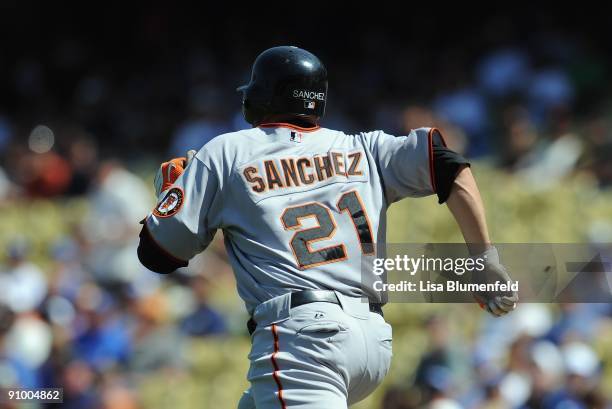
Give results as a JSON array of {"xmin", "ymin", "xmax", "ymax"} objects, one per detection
[
  {"xmin": 539, "ymin": 342, "xmax": 602, "ymax": 409},
  {"xmin": 0, "ymin": 166, "xmax": 10, "ymax": 200},
  {"xmin": 71, "ymin": 284, "xmax": 131, "ymax": 371},
  {"xmin": 82, "ymin": 160, "xmax": 152, "ymax": 284},
  {"xmin": 515, "ymin": 109, "xmax": 583, "ymax": 189},
  {"xmin": 400, "ymin": 106, "xmax": 468, "ymax": 155},
  {"xmin": 497, "ymin": 336, "xmax": 534, "ymax": 407},
  {"xmin": 433, "ymin": 88, "xmax": 490, "ymax": 157},
  {"xmin": 99, "ymin": 376, "xmax": 142, "ymax": 409},
  {"xmin": 414, "ymin": 315, "xmax": 468, "ymax": 391},
  {"xmin": 477, "ymin": 48, "xmax": 531, "ymax": 99},
  {"xmin": 0, "ymin": 116, "xmax": 14, "ymax": 155},
  {"xmin": 180, "ymin": 274, "xmax": 226, "ymax": 337},
  {"xmin": 382, "ymin": 386, "xmax": 417, "ymax": 409},
  {"xmin": 85, "ymin": 160, "xmax": 151, "ymax": 240},
  {"xmin": 423, "ymin": 366, "xmax": 463, "ymax": 409},
  {"xmin": 169, "ymin": 85, "xmax": 231, "ymax": 157},
  {"xmin": 60, "ymin": 360, "xmax": 102, "ymax": 409},
  {"xmin": 0, "ymin": 303, "xmax": 35, "ymax": 389},
  {"xmin": 18, "ymin": 150, "xmax": 72, "ymax": 198},
  {"xmin": 128, "ymin": 292, "xmax": 185, "ymax": 373},
  {"xmin": 2, "ymin": 313, "xmax": 52, "ymax": 389},
  {"xmin": 498, "ymin": 105, "xmax": 539, "ymax": 169},
  {"xmin": 591, "ymin": 144, "xmax": 612, "ymax": 188},
  {"xmin": 0, "ymin": 239, "xmax": 47, "ymax": 313},
  {"xmin": 527, "ymin": 69, "xmax": 574, "ymax": 126},
  {"xmin": 65, "ymin": 135, "xmax": 99, "ymax": 196},
  {"xmin": 476, "ymin": 376, "xmax": 510, "ymax": 409},
  {"xmin": 546, "ymin": 304, "xmax": 604, "ymax": 345}
]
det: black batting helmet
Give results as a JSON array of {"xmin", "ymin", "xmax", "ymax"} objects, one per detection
[{"xmin": 237, "ymin": 46, "xmax": 328, "ymax": 126}]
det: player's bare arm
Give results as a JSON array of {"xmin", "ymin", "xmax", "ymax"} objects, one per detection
[
  {"xmin": 446, "ymin": 167, "xmax": 491, "ymax": 255},
  {"xmin": 446, "ymin": 166, "xmax": 518, "ymax": 316}
]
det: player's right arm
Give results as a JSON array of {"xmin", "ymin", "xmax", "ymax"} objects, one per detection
[{"xmin": 137, "ymin": 153, "xmax": 221, "ymax": 273}]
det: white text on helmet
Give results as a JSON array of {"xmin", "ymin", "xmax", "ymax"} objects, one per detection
[{"xmin": 292, "ymin": 90, "xmax": 325, "ymax": 101}]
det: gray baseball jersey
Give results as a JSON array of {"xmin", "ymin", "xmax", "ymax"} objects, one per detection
[{"xmin": 145, "ymin": 123, "xmax": 435, "ymax": 315}]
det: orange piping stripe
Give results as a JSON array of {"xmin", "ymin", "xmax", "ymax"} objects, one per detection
[
  {"xmin": 259, "ymin": 122, "xmax": 320, "ymax": 132},
  {"xmin": 270, "ymin": 324, "xmax": 287, "ymax": 409}
]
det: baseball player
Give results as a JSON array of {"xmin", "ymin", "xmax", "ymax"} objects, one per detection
[{"xmin": 137, "ymin": 46, "xmax": 517, "ymax": 408}]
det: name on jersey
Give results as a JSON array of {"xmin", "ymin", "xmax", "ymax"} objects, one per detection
[
  {"xmin": 292, "ymin": 90, "xmax": 325, "ymax": 101},
  {"xmin": 242, "ymin": 150, "xmax": 364, "ymax": 193}
]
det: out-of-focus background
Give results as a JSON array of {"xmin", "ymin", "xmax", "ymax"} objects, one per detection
[{"xmin": 1, "ymin": 5, "xmax": 612, "ymax": 409}]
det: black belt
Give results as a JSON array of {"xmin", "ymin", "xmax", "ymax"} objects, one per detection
[{"xmin": 247, "ymin": 290, "xmax": 383, "ymax": 336}]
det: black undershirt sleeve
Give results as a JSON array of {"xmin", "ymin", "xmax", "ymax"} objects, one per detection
[
  {"xmin": 430, "ymin": 129, "xmax": 471, "ymax": 204},
  {"xmin": 137, "ymin": 223, "xmax": 188, "ymax": 274}
]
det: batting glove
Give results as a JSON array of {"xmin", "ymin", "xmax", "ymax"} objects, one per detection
[
  {"xmin": 471, "ymin": 246, "xmax": 518, "ymax": 317},
  {"xmin": 154, "ymin": 149, "xmax": 196, "ymax": 197}
]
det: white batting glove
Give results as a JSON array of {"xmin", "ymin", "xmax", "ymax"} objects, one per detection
[{"xmin": 471, "ymin": 246, "xmax": 519, "ymax": 317}]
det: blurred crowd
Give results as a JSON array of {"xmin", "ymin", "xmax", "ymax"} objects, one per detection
[
  {"xmin": 0, "ymin": 11, "xmax": 612, "ymax": 201},
  {"xmin": 383, "ymin": 305, "xmax": 612, "ymax": 409},
  {"xmin": 0, "ymin": 159, "xmax": 230, "ymax": 408},
  {"xmin": 1, "ymin": 8, "xmax": 612, "ymax": 409}
]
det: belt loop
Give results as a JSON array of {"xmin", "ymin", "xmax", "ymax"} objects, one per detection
[
  {"xmin": 252, "ymin": 292, "xmax": 292, "ymax": 328},
  {"xmin": 334, "ymin": 291, "xmax": 370, "ymax": 319}
]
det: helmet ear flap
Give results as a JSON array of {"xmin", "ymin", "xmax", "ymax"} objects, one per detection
[
  {"xmin": 242, "ymin": 95, "xmax": 270, "ymax": 126},
  {"xmin": 242, "ymin": 101, "xmax": 255, "ymax": 126}
]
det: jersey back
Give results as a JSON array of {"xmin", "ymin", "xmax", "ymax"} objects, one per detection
[{"xmin": 146, "ymin": 123, "xmax": 436, "ymax": 314}]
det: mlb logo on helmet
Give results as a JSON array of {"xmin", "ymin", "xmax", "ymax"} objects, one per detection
[{"xmin": 304, "ymin": 100, "xmax": 316, "ymax": 109}]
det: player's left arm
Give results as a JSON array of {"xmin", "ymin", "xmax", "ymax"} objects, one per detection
[
  {"xmin": 429, "ymin": 130, "xmax": 517, "ymax": 316},
  {"xmin": 445, "ymin": 167, "xmax": 490, "ymax": 255},
  {"xmin": 370, "ymin": 127, "xmax": 517, "ymax": 317},
  {"xmin": 445, "ymin": 165, "xmax": 518, "ymax": 317}
]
